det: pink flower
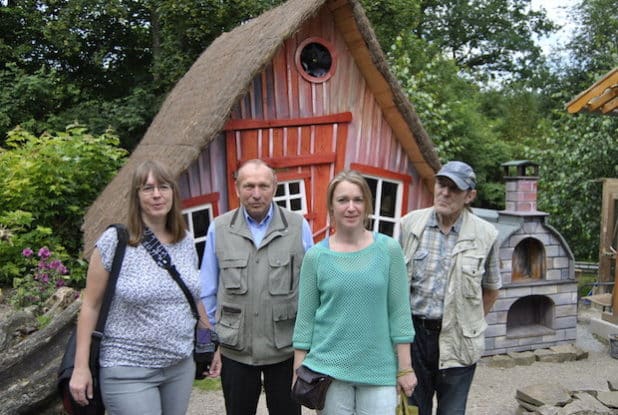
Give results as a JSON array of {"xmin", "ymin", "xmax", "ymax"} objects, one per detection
[
  {"xmin": 38, "ymin": 247, "xmax": 51, "ymax": 259},
  {"xmin": 22, "ymin": 248, "xmax": 33, "ymax": 257}
]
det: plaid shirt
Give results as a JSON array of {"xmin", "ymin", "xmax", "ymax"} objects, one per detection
[{"xmin": 410, "ymin": 210, "xmax": 500, "ymax": 319}]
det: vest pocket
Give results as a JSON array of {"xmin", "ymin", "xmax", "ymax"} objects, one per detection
[
  {"xmin": 272, "ymin": 302, "xmax": 296, "ymax": 349},
  {"xmin": 217, "ymin": 305, "xmax": 244, "ymax": 351},
  {"xmin": 219, "ymin": 257, "xmax": 248, "ymax": 294},
  {"xmin": 267, "ymin": 253, "xmax": 293, "ymax": 295}
]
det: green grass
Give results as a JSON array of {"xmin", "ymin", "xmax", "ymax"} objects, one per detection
[{"xmin": 193, "ymin": 377, "xmax": 222, "ymax": 391}]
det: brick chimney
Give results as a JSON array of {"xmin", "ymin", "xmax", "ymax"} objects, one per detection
[{"xmin": 501, "ymin": 160, "xmax": 539, "ymax": 213}]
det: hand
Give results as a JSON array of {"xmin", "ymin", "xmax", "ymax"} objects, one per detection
[
  {"xmin": 208, "ymin": 349, "xmax": 222, "ymax": 378},
  {"xmin": 69, "ymin": 367, "xmax": 93, "ymax": 406},
  {"xmin": 195, "ymin": 328, "xmax": 219, "ymax": 379},
  {"xmin": 397, "ymin": 371, "xmax": 417, "ymax": 397}
]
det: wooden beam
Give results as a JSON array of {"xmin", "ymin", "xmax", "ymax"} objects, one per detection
[
  {"xmin": 566, "ymin": 68, "xmax": 618, "ymax": 113},
  {"xmin": 601, "ymin": 96, "xmax": 618, "ymax": 114},
  {"xmin": 587, "ymin": 87, "xmax": 618, "ymax": 110},
  {"xmin": 223, "ymin": 112, "xmax": 352, "ymax": 131}
]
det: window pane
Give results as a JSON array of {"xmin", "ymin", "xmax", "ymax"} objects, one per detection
[
  {"xmin": 276, "ymin": 184, "xmax": 285, "ymax": 197},
  {"xmin": 290, "ymin": 198, "xmax": 302, "ymax": 211},
  {"xmin": 380, "ymin": 181, "xmax": 397, "ymax": 217},
  {"xmin": 378, "ymin": 221, "xmax": 395, "ymax": 236},
  {"xmin": 289, "ymin": 182, "xmax": 300, "ymax": 194},
  {"xmin": 192, "ymin": 210, "xmax": 211, "ymax": 238},
  {"xmin": 366, "ymin": 218, "xmax": 375, "ymax": 231},
  {"xmin": 196, "ymin": 241, "xmax": 206, "ymax": 269},
  {"xmin": 275, "ymin": 200, "xmax": 287, "ymax": 208},
  {"xmin": 366, "ymin": 177, "xmax": 377, "ymax": 199}
]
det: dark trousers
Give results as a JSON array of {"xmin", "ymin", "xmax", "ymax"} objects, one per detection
[
  {"xmin": 409, "ymin": 316, "xmax": 476, "ymax": 415},
  {"xmin": 220, "ymin": 355, "xmax": 301, "ymax": 415}
]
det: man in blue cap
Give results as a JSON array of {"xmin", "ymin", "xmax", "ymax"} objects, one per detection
[{"xmin": 400, "ymin": 161, "xmax": 501, "ymax": 415}]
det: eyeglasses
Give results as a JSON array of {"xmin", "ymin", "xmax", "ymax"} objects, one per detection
[{"xmin": 139, "ymin": 184, "xmax": 172, "ymax": 194}]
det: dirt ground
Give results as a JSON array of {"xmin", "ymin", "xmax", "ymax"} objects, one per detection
[{"xmin": 186, "ymin": 304, "xmax": 617, "ymax": 415}]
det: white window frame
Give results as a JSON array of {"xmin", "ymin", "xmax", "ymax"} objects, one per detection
[
  {"xmin": 363, "ymin": 174, "xmax": 404, "ymax": 239},
  {"xmin": 274, "ymin": 179, "xmax": 308, "ymax": 215},
  {"xmin": 182, "ymin": 203, "xmax": 214, "ymax": 265}
]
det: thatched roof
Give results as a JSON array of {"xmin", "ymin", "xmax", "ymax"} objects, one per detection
[
  {"xmin": 566, "ymin": 67, "xmax": 618, "ymax": 115},
  {"xmin": 82, "ymin": 0, "xmax": 440, "ymax": 257}
]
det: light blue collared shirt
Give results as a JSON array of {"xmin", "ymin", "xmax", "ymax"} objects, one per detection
[{"xmin": 199, "ymin": 204, "xmax": 314, "ymax": 325}]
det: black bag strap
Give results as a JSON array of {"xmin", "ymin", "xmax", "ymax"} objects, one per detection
[
  {"xmin": 94, "ymin": 224, "xmax": 129, "ymax": 335},
  {"xmin": 141, "ymin": 228, "xmax": 199, "ymax": 320}
]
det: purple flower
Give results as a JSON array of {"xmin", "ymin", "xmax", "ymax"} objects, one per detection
[
  {"xmin": 22, "ymin": 248, "xmax": 33, "ymax": 257},
  {"xmin": 56, "ymin": 279, "xmax": 66, "ymax": 288},
  {"xmin": 40, "ymin": 273, "xmax": 49, "ymax": 283},
  {"xmin": 50, "ymin": 259, "xmax": 62, "ymax": 269},
  {"xmin": 58, "ymin": 264, "xmax": 68, "ymax": 275},
  {"xmin": 38, "ymin": 247, "xmax": 51, "ymax": 259}
]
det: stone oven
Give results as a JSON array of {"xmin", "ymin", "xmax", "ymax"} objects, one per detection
[{"xmin": 474, "ymin": 161, "xmax": 578, "ymax": 356}]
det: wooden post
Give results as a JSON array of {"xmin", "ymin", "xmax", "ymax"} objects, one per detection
[
  {"xmin": 602, "ymin": 254, "xmax": 618, "ymax": 324},
  {"xmin": 614, "ymin": 255, "xmax": 618, "ymax": 316}
]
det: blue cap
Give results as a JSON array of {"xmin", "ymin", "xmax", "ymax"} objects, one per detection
[{"xmin": 436, "ymin": 161, "xmax": 476, "ymax": 190}]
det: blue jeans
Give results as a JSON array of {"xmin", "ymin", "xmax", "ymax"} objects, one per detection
[
  {"xmin": 100, "ymin": 357, "xmax": 194, "ymax": 415},
  {"xmin": 320, "ymin": 378, "xmax": 397, "ymax": 415},
  {"xmin": 409, "ymin": 318, "xmax": 476, "ymax": 415}
]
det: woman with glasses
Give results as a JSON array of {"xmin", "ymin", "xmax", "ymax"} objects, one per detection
[{"xmin": 69, "ymin": 160, "xmax": 220, "ymax": 414}]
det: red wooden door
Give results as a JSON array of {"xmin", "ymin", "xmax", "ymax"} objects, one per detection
[{"xmin": 223, "ymin": 112, "xmax": 351, "ymax": 239}]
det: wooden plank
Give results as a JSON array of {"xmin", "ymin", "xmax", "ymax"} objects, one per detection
[
  {"xmin": 225, "ymin": 131, "xmax": 239, "ymax": 210},
  {"xmin": 272, "ymin": 44, "xmax": 289, "ymax": 119},
  {"xmin": 287, "ymin": 35, "xmax": 300, "ymax": 118},
  {"xmin": 260, "ymin": 153, "xmax": 337, "ymax": 168},
  {"xmin": 566, "ymin": 68, "xmax": 618, "ymax": 113},
  {"xmin": 582, "ymin": 293, "xmax": 612, "ymax": 307},
  {"xmin": 601, "ymin": 96, "xmax": 618, "ymax": 114},
  {"xmin": 223, "ymin": 112, "xmax": 352, "ymax": 130},
  {"xmin": 587, "ymin": 87, "xmax": 618, "ymax": 111}
]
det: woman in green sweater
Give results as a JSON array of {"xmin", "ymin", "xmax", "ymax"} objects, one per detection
[{"xmin": 293, "ymin": 170, "xmax": 417, "ymax": 414}]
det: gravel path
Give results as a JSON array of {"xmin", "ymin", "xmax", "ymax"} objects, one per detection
[{"xmin": 187, "ymin": 305, "xmax": 617, "ymax": 415}]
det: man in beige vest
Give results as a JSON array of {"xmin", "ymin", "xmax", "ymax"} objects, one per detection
[
  {"xmin": 400, "ymin": 161, "xmax": 501, "ymax": 415},
  {"xmin": 199, "ymin": 159, "xmax": 313, "ymax": 415}
]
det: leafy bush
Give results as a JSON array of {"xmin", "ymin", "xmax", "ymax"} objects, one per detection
[
  {"xmin": 0, "ymin": 124, "xmax": 127, "ymax": 286},
  {"xmin": 11, "ymin": 246, "xmax": 72, "ymax": 308}
]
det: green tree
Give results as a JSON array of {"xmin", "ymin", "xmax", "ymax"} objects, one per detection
[
  {"xmin": 528, "ymin": 112, "xmax": 618, "ymax": 260},
  {"xmin": 415, "ymin": 0, "xmax": 556, "ymax": 82}
]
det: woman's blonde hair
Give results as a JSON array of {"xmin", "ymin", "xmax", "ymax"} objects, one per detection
[
  {"xmin": 326, "ymin": 170, "xmax": 374, "ymax": 228},
  {"xmin": 127, "ymin": 160, "xmax": 186, "ymax": 245}
]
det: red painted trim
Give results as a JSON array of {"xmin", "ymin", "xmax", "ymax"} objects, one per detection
[
  {"xmin": 226, "ymin": 131, "xmax": 240, "ymax": 210},
  {"xmin": 350, "ymin": 163, "xmax": 412, "ymax": 184},
  {"xmin": 238, "ymin": 153, "xmax": 337, "ymax": 169},
  {"xmin": 223, "ymin": 112, "xmax": 352, "ymax": 131},
  {"xmin": 276, "ymin": 170, "xmax": 311, "ymax": 181},
  {"xmin": 182, "ymin": 193, "xmax": 220, "ymax": 217}
]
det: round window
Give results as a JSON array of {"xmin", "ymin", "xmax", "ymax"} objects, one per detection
[{"xmin": 295, "ymin": 38, "xmax": 336, "ymax": 83}]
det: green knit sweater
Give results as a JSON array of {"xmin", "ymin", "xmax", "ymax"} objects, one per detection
[{"xmin": 293, "ymin": 233, "xmax": 414, "ymax": 386}]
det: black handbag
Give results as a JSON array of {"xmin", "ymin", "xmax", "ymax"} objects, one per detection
[
  {"xmin": 57, "ymin": 224, "xmax": 128, "ymax": 415},
  {"xmin": 141, "ymin": 228, "xmax": 218, "ymax": 379},
  {"xmin": 291, "ymin": 365, "xmax": 333, "ymax": 410}
]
